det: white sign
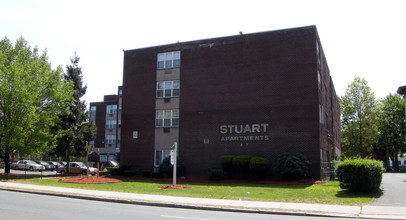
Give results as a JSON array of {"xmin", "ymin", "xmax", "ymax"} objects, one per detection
[{"xmin": 220, "ymin": 123, "xmax": 270, "ymax": 142}]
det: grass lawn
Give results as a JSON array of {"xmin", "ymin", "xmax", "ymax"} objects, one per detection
[{"xmin": 16, "ymin": 177, "xmax": 378, "ymax": 205}]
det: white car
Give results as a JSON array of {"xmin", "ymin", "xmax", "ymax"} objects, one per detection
[
  {"xmin": 12, "ymin": 160, "xmax": 45, "ymax": 171},
  {"xmin": 57, "ymin": 162, "xmax": 97, "ymax": 175}
]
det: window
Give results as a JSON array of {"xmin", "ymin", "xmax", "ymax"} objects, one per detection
[
  {"xmin": 318, "ymin": 72, "xmax": 321, "ymax": 90},
  {"xmin": 154, "ymin": 150, "xmax": 171, "ymax": 167},
  {"xmin": 319, "ymin": 105, "xmax": 324, "ymax": 124},
  {"xmin": 157, "ymin": 51, "xmax": 180, "ymax": 69},
  {"xmin": 106, "ymin": 120, "xmax": 117, "ymax": 129},
  {"xmin": 156, "ymin": 110, "xmax": 179, "ymax": 127},
  {"xmin": 156, "ymin": 80, "xmax": 180, "ymax": 98},
  {"xmin": 105, "ymin": 135, "xmax": 116, "ymax": 144},
  {"xmin": 90, "ymin": 106, "xmax": 96, "ymax": 116},
  {"xmin": 119, "ymin": 89, "xmax": 122, "ymax": 97},
  {"xmin": 106, "ymin": 105, "xmax": 117, "ymax": 114}
]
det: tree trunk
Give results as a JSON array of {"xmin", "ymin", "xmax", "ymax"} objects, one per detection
[{"xmin": 1, "ymin": 151, "xmax": 11, "ymax": 174}]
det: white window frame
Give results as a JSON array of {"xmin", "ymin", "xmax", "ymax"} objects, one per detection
[
  {"xmin": 157, "ymin": 51, "xmax": 180, "ymax": 69},
  {"xmin": 106, "ymin": 120, "xmax": 117, "ymax": 129},
  {"xmin": 105, "ymin": 135, "xmax": 116, "ymax": 144},
  {"xmin": 155, "ymin": 109, "xmax": 179, "ymax": 127},
  {"xmin": 90, "ymin": 106, "xmax": 96, "ymax": 116},
  {"xmin": 319, "ymin": 104, "xmax": 324, "ymax": 124},
  {"xmin": 156, "ymin": 80, "xmax": 180, "ymax": 98},
  {"xmin": 154, "ymin": 150, "xmax": 171, "ymax": 167},
  {"xmin": 106, "ymin": 105, "xmax": 117, "ymax": 115}
]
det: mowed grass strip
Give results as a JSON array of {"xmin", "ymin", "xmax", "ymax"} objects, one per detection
[{"xmin": 20, "ymin": 178, "xmax": 376, "ymax": 205}]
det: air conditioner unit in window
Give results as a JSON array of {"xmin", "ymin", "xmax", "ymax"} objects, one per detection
[
  {"xmin": 163, "ymin": 127, "xmax": 170, "ymax": 133},
  {"xmin": 165, "ymin": 68, "xmax": 172, "ymax": 74}
]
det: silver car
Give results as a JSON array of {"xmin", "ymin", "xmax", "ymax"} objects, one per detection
[
  {"xmin": 12, "ymin": 160, "xmax": 45, "ymax": 171},
  {"xmin": 57, "ymin": 162, "xmax": 97, "ymax": 175}
]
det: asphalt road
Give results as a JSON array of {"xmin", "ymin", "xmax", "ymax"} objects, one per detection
[
  {"xmin": 0, "ymin": 190, "xmax": 347, "ymax": 220},
  {"xmin": 373, "ymin": 173, "xmax": 406, "ymax": 207}
]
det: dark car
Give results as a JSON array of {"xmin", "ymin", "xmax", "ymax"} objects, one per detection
[
  {"xmin": 36, "ymin": 161, "xmax": 55, "ymax": 171},
  {"xmin": 93, "ymin": 161, "xmax": 119, "ymax": 171},
  {"xmin": 49, "ymin": 161, "xmax": 64, "ymax": 169}
]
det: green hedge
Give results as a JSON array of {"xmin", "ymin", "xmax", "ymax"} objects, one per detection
[
  {"xmin": 232, "ymin": 155, "xmax": 252, "ymax": 178},
  {"xmin": 249, "ymin": 157, "xmax": 270, "ymax": 179},
  {"xmin": 220, "ymin": 155, "xmax": 235, "ymax": 173},
  {"xmin": 336, "ymin": 158, "xmax": 384, "ymax": 193},
  {"xmin": 158, "ymin": 157, "xmax": 186, "ymax": 177},
  {"xmin": 275, "ymin": 153, "xmax": 311, "ymax": 180}
]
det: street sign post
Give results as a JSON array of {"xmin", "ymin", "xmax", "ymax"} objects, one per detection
[{"xmin": 171, "ymin": 142, "xmax": 178, "ymax": 186}]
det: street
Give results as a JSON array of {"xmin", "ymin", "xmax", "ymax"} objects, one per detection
[{"xmin": 0, "ymin": 190, "xmax": 347, "ymax": 220}]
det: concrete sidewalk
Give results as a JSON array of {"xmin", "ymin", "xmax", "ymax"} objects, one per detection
[{"xmin": 0, "ymin": 181, "xmax": 405, "ymax": 219}]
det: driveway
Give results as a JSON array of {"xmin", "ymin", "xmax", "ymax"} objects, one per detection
[{"xmin": 373, "ymin": 173, "xmax": 406, "ymax": 206}]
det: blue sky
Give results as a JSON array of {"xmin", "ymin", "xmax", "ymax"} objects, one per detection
[{"xmin": 1, "ymin": 0, "xmax": 405, "ymax": 104}]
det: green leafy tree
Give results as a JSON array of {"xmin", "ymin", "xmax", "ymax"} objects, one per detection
[
  {"xmin": 53, "ymin": 53, "xmax": 96, "ymax": 172},
  {"xmin": 376, "ymin": 94, "xmax": 406, "ymax": 170},
  {"xmin": 0, "ymin": 37, "xmax": 73, "ymax": 173},
  {"xmin": 340, "ymin": 76, "xmax": 378, "ymax": 158}
]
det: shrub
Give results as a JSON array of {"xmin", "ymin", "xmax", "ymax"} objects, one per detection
[
  {"xmin": 336, "ymin": 158, "xmax": 384, "ymax": 193},
  {"xmin": 207, "ymin": 167, "xmax": 226, "ymax": 180},
  {"xmin": 220, "ymin": 155, "xmax": 235, "ymax": 173},
  {"xmin": 275, "ymin": 153, "xmax": 311, "ymax": 180},
  {"xmin": 158, "ymin": 157, "xmax": 186, "ymax": 177},
  {"xmin": 119, "ymin": 160, "xmax": 132, "ymax": 172},
  {"xmin": 249, "ymin": 157, "xmax": 270, "ymax": 179},
  {"xmin": 232, "ymin": 155, "xmax": 252, "ymax": 178},
  {"xmin": 107, "ymin": 167, "xmax": 120, "ymax": 176}
]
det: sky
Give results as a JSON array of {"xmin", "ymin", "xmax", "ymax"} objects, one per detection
[{"xmin": 1, "ymin": 0, "xmax": 405, "ymax": 105}]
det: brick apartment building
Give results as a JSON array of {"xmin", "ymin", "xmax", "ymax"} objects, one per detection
[
  {"xmin": 120, "ymin": 26, "xmax": 341, "ymax": 180},
  {"xmin": 89, "ymin": 86, "xmax": 122, "ymax": 161}
]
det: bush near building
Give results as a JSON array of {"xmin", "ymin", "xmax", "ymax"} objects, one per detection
[
  {"xmin": 249, "ymin": 157, "xmax": 270, "ymax": 179},
  {"xmin": 275, "ymin": 153, "xmax": 311, "ymax": 180},
  {"xmin": 336, "ymin": 158, "xmax": 384, "ymax": 193}
]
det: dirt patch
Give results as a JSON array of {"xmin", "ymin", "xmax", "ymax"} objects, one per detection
[
  {"xmin": 58, "ymin": 177, "xmax": 124, "ymax": 184},
  {"xmin": 159, "ymin": 185, "xmax": 191, "ymax": 189}
]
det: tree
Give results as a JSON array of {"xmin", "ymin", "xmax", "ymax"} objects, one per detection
[
  {"xmin": 53, "ymin": 53, "xmax": 96, "ymax": 172},
  {"xmin": 0, "ymin": 37, "xmax": 73, "ymax": 173},
  {"xmin": 340, "ymin": 76, "xmax": 378, "ymax": 158},
  {"xmin": 376, "ymin": 94, "xmax": 406, "ymax": 170}
]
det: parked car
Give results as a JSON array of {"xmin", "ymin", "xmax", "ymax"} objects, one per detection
[
  {"xmin": 12, "ymin": 160, "xmax": 45, "ymax": 171},
  {"xmin": 93, "ymin": 160, "xmax": 119, "ymax": 171},
  {"xmin": 59, "ymin": 161, "xmax": 67, "ymax": 166},
  {"xmin": 57, "ymin": 162, "xmax": 97, "ymax": 175},
  {"xmin": 49, "ymin": 161, "xmax": 64, "ymax": 169},
  {"xmin": 36, "ymin": 161, "xmax": 55, "ymax": 171}
]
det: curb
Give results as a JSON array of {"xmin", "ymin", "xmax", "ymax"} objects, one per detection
[{"xmin": 0, "ymin": 186, "xmax": 360, "ymax": 219}]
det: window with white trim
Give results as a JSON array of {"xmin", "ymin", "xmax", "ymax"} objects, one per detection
[
  {"xmin": 90, "ymin": 106, "xmax": 96, "ymax": 116},
  {"xmin": 105, "ymin": 135, "xmax": 116, "ymax": 144},
  {"xmin": 154, "ymin": 150, "xmax": 171, "ymax": 167},
  {"xmin": 157, "ymin": 80, "xmax": 180, "ymax": 98},
  {"xmin": 106, "ymin": 105, "xmax": 117, "ymax": 114},
  {"xmin": 156, "ymin": 109, "xmax": 179, "ymax": 127},
  {"xmin": 106, "ymin": 120, "xmax": 117, "ymax": 129},
  {"xmin": 319, "ymin": 104, "xmax": 324, "ymax": 124},
  {"xmin": 157, "ymin": 51, "xmax": 180, "ymax": 69}
]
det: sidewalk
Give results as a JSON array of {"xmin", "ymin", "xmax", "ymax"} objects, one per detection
[{"xmin": 0, "ymin": 181, "xmax": 405, "ymax": 219}]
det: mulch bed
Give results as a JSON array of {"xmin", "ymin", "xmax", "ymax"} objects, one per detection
[
  {"xmin": 55, "ymin": 175, "xmax": 324, "ymax": 185},
  {"xmin": 58, "ymin": 177, "xmax": 125, "ymax": 184},
  {"xmin": 158, "ymin": 185, "xmax": 191, "ymax": 189}
]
